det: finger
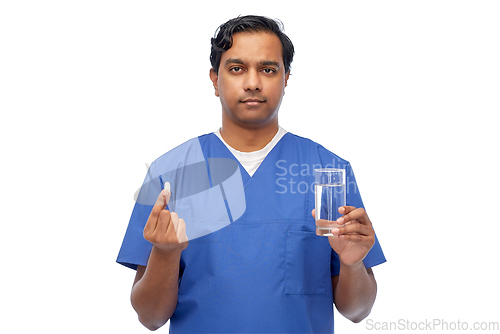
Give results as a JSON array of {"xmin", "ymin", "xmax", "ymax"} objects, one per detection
[
  {"xmin": 311, "ymin": 209, "xmax": 316, "ymax": 220},
  {"xmin": 338, "ymin": 206, "xmax": 357, "ymax": 215},
  {"xmin": 338, "ymin": 234, "xmax": 369, "ymax": 243},
  {"xmin": 177, "ymin": 218, "xmax": 189, "ymax": 243},
  {"xmin": 343, "ymin": 220, "xmax": 354, "ymax": 226},
  {"xmin": 143, "ymin": 216, "xmax": 157, "ymax": 237},
  {"xmin": 337, "ymin": 207, "xmax": 371, "ymax": 226},
  {"xmin": 337, "ymin": 221, "xmax": 373, "ymax": 237},
  {"xmin": 336, "ymin": 206, "xmax": 359, "ymax": 224},
  {"xmin": 170, "ymin": 212, "xmax": 180, "ymax": 234},
  {"xmin": 144, "ymin": 191, "xmax": 167, "ymax": 235},
  {"xmin": 157, "ymin": 209, "xmax": 172, "ymax": 234},
  {"xmin": 153, "ymin": 190, "xmax": 165, "ymax": 210},
  {"xmin": 338, "ymin": 233, "xmax": 376, "ymax": 248},
  {"xmin": 316, "ymin": 219, "xmax": 343, "ymax": 227}
]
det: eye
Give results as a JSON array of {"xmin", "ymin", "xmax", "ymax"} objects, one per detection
[
  {"xmin": 262, "ymin": 68, "xmax": 276, "ymax": 74},
  {"xmin": 230, "ymin": 67, "xmax": 242, "ymax": 73}
]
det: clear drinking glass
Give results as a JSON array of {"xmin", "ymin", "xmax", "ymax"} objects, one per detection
[{"xmin": 314, "ymin": 168, "xmax": 346, "ymax": 236}]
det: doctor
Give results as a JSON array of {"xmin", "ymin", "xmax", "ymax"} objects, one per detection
[{"xmin": 118, "ymin": 15, "xmax": 385, "ymax": 333}]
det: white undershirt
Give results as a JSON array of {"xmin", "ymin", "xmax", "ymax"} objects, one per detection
[{"xmin": 214, "ymin": 126, "xmax": 287, "ymax": 177}]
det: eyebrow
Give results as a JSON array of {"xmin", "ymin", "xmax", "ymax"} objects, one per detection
[
  {"xmin": 225, "ymin": 58, "xmax": 281, "ymax": 68},
  {"xmin": 225, "ymin": 58, "xmax": 245, "ymax": 66}
]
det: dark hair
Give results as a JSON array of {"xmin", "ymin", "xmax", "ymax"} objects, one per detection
[{"xmin": 210, "ymin": 15, "xmax": 295, "ymax": 74}]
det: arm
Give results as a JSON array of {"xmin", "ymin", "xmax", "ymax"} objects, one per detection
[
  {"xmin": 131, "ymin": 188, "xmax": 188, "ymax": 331},
  {"xmin": 332, "ymin": 267, "xmax": 377, "ymax": 323},
  {"xmin": 315, "ymin": 206, "xmax": 377, "ymax": 322}
]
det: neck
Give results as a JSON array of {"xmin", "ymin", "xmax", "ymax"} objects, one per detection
[{"xmin": 220, "ymin": 120, "xmax": 279, "ymax": 152}]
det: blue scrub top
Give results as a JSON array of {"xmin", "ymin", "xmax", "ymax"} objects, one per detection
[{"xmin": 117, "ymin": 132, "xmax": 386, "ymax": 333}]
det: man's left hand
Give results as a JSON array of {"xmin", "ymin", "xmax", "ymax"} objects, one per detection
[{"xmin": 313, "ymin": 206, "xmax": 375, "ymax": 267}]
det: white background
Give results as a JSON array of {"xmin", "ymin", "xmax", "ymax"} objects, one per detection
[{"xmin": 1, "ymin": 1, "xmax": 499, "ymax": 333}]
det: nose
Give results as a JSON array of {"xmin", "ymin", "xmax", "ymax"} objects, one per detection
[{"xmin": 243, "ymin": 69, "xmax": 262, "ymax": 91}]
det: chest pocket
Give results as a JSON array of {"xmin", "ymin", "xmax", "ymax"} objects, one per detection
[{"xmin": 285, "ymin": 230, "xmax": 331, "ymax": 295}]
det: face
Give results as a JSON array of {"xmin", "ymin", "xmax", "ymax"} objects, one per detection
[{"xmin": 210, "ymin": 32, "xmax": 289, "ymax": 129}]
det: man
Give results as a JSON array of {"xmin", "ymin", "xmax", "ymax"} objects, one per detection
[{"xmin": 117, "ymin": 15, "xmax": 386, "ymax": 333}]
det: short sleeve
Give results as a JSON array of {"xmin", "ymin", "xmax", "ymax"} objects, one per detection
[{"xmin": 116, "ymin": 163, "xmax": 162, "ymax": 270}]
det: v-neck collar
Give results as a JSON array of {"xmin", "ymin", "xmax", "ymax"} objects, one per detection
[{"xmin": 212, "ymin": 132, "xmax": 290, "ymax": 182}]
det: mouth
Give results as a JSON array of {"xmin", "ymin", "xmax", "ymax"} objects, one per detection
[{"xmin": 241, "ymin": 98, "xmax": 266, "ymax": 106}]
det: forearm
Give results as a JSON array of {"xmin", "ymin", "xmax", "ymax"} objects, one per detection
[
  {"xmin": 334, "ymin": 263, "xmax": 377, "ymax": 323},
  {"xmin": 131, "ymin": 246, "xmax": 182, "ymax": 330}
]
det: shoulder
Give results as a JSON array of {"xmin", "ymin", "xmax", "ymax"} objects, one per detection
[
  {"xmin": 152, "ymin": 133, "xmax": 215, "ymax": 166},
  {"xmin": 285, "ymin": 132, "xmax": 350, "ymax": 167}
]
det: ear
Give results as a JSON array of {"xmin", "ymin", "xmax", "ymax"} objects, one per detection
[
  {"xmin": 283, "ymin": 71, "xmax": 290, "ymax": 94},
  {"xmin": 209, "ymin": 68, "xmax": 219, "ymax": 97}
]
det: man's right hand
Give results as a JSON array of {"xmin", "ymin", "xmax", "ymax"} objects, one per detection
[
  {"xmin": 143, "ymin": 187, "xmax": 188, "ymax": 253},
  {"xmin": 133, "ymin": 185, "xmax": 187, "ymax": 330}
]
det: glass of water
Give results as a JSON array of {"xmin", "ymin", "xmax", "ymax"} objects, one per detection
[{"xmin": 314, "ymin": 168, "xmax": 346, "ymax": 236}]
